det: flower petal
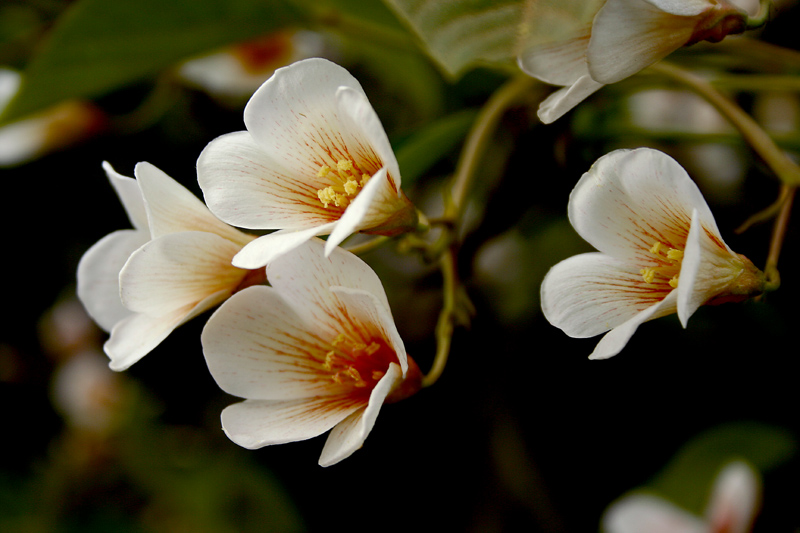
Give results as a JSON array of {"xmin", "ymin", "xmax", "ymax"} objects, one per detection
[
  {"xmin": 197, "ymin": 131, "xmax": 336, "ymax": 229},
  {"xmin": 568, "ymin": 148, "xmax": 714, "ymax": 263},
  {"xmin": 105, "ymin": 289, "xmax": 232, "ymax": 371},
  {"xmin": 324, "ymin": 167, "xmax": 399, "ymax": 254},
  {"xmin": 120, "ymin": 231, "xmax": 245, "ymax": 316},
  {"xmin": 135, "ymin": 162, "xmax": 249, "ymax": 245},
  {"xmin": 102, "ymin": 161, "xmax": 148, "ymax": 231},
  {"xmin": 589, "ymin": 289, "xmax": 678, "ymax": 359},
  {"xmin": 587, "ymin": 0, "xmax": 702, "ymax": 84},
  {"xmin": 77, "ymin": 229, "xmax": 149, "ymax": 332},
  {"xmin": 518, "ymin": 30, "xmax": 592, "ymax": 86},
  {"xmin": 644, "ymin": 0, "xmax": 711, "ymax": 16},
  {"xmin": 220, "ymin": 396, "xmax": 363, "ymax": 449},
  {"xmin": 243, "ymin": 57, "xmax": 370, "ymax": 179},
  {"xmin": 318, "ymin": 362, "xmax": 402, "ymax": 466},
  {"xmin": 706, "ymin": 461, "xmax": 760, "ymax": 533},
  {"xmin": 267, "ymin": 238, "xmax": 393, "ymax": 338},
  {"xmin": 202, "ymin": 285, "xmax": 348, "ymax": 400},
  {"xmin": 677, "ymin": 209, "xmax": 741, "ymax": 326},
  {"xmin": 537, "ymin": 75, "xmax": 605, "ymax": 124},
  {"xmin": 105, "ymin": 309, "xmax": 188, "ymax": 371},
  {"xmin": 231, "ymin": 222, "xmax": 337, "ymax": 269},
  {"xmin": 336, "ymin": 86, "xmax": 400, "ymax": 189},
  {"xmin": 602, "ymin": 493, "xmax": 706, "ymax": 533},
  {"xmin": 541, "ymin": 252, "xmax": 674, "ymax": 339}
]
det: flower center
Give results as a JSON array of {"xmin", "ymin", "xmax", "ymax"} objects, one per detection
[
  {"xmin": 321, "ymin": 333, "xmax": 397, "ymax": 392},
  {"xmin": 316, "ymin": 159, "xmax": 372, "ymax": 209},
  {"xmin": 640, "ymin": 241, "xmax": 684, "ymax": 288}
]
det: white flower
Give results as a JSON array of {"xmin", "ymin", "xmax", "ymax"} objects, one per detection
[
  {"xmin": 603, "ymin": 461, "xmax": 760, "ymax": 533},
  {"xmin": 201, "ymin": 238, "xmax": 421, "ymax": 466},
  {"xmin": 518, "ymin": 0, "xmax": 751, "ymax": 123},
  {"xmin": 179, "ymin": 31, "xmax": 326, "ymax": 99},
  {"xmin": 540, "ymin": 148, "xmax": 764, "ymax": 360},
  {"xmin": 77, "ymin": 162, "xmax": 259, "ymax": 371},
  {"xmin": 197, "ymin": 57, "xmax": 417, "ymax": 269},
  {"xmin": 0, "ymin": 68, "xmax": 105, "ymax": 166}
]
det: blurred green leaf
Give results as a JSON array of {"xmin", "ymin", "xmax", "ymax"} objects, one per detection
[
  {"xmin": 649, "ymin": 422, "xmax": 795, "ymax": 514},
  {"xmin": 117, "ymin": 388, "xmax": 304, "ymax": 532},
  {"xmin": 335, "ymin": 20, "xmax": 446, "ymax": 132},
  {"xmin": 381, "ymin": 0, "xmax": 524, "ymax": 78},
  {"xmin": 313, "ymin": 0, "xmax": 405, "ymax": 29},
  {"xmin": 395, "ymin": 108, "xmax": 477, "ymax": 187},
  {"xmin": 0, "ymin": 4, "xmax": 43, "ymax": 66},
  {"xmin": 0, "ymin": 0, "xmax": 302, "ymax": 124}
]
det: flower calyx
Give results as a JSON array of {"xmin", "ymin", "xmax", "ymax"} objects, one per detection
[
  {"xmin": 687, "ymin": 2, "xmax": 750, "ymax": 46},
  {"xmin": 707, "ymin": 254, "xmax": 767, "ymax": 305}
]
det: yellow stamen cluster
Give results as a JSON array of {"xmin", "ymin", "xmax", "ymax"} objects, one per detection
[
  {"xmin": 640, "ymin": 268, "xmax": 657, "ymax": 284},
  {"xmin": 322, "ymin": 333, "xmax": 382, "ymax": 388},
  {"xmin": 640, "ymin": 240, "xmax": 683, "ymax": 288},
  {"xmin": 316, "ymin": 158, "xmax": 373, "ymax": 209}
]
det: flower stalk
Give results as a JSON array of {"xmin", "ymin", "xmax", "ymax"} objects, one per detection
[
  {"xmin": 651, "ymin": 61, "xmax": 800, "ymax": 188},
  {"xmin": 422, "ymin": 248, "xmax": 457, "ymax": 388},
  {"xmin": 764, "ymin": 185, "xmax": 795, "ymax": 291},
  {"xmin": 422, "ymin": 74, "xmax": 537, "ymax": 386},
  {"xmin": 447, "ymin": 74, "xmax": 539, "ymax": 222}
]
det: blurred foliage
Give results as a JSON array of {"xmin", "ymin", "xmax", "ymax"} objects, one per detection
[
  {"xmin": 647, "ymin": 422, "xmax": 795, "ymax": 515},
  {"xmin": 0, "ymin": 0, "xmax": 303, "ymax": 123},
  {"xmin": 394, "ymin": 109, "xmax": 478, "ymax": 188},
  {"xmin": 382, "ymin": 0, "xmax": 523, "ymax": 77},
  {"xmin": 0, "ymin": 378, "xmax": 303, "ymax": 532}
]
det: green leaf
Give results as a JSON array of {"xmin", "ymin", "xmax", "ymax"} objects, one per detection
[
  {"xmin": 381, "ymin": 0, "xmax": 525, "ymax": 77},
  {"xmin": 0, "ymin": 0, "xmax": 302, "ymax": 124},
  {"xmin": 648, "ymin": 422, "xmax": 795, "ymax": 514},
  {"xmin": 395, "ymin": 108, "xmax": 478, "ymax": 187},
  {"xmin": 380, "ymin": 0, "xmax": 610, "ymax": 78}
]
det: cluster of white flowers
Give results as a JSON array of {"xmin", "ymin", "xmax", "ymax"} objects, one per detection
[
  {"xmin": 77, "ymin": 1, "xmax": 768, "ymax": 480},
  {"xmin": 78, "ymin": 58, "xmax": 421, "ymax": 466}
]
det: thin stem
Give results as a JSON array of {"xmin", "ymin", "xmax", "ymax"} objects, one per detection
[
  {"xmin": 423, "ymin": 75, "xmax": 539, "ymax": 387},
  {"xmin": 711, "ymin": 74, "xmax": 800, "ymax": 92},
  {"xmin": 110, "ymin": 74, "xmax": 181, "ymax": 134},
  {"xmin": 764, "ymin": 185, "xmax": 795, "ymax": 290},
  {"xmin": 422, "ymin": 248, "xmax": 457, "ymax": 388},
  {"xmin": 651, "ymin": 62, "xmax": 800, "ymax": 187},
  {"xmin": 736, "ymin": 185, "xmax": 792, "ymax": 233},
  {"xmin": 578, "ymin": 127, "xmax": 800, "ymax": 152},
  {"xmin": 712, "ymin": 38, "xmax": 800, "ymax": 72},
  {"xmin": 447, "ymin": 75, "xmax": 539, "ymax": 221}
]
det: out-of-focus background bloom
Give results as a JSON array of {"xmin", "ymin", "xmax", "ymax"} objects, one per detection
[{"xmin": 2, "ymin": 0, "xmax": 799, "ymax": 531}]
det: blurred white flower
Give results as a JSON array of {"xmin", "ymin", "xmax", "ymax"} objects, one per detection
[
  {"xmin": 202, "ymin": 238, "xmax": 421, "ymax": 466},
  {"xmin": 540, "ymin": 148, "xmax": 764, "ymax": 359},
  {"xmin": 0, "ymin": 68, "xmax": 105, "ymax": 166},
  {"xmin": 197, "ymin": 57, "xmax": 417, "ymax": 268},
  {"xmin": 39, "ymin": 298, "xmax": 121, "ymax": 433},
  {"xmin": 178, "ymin": 31, "xmax": 326, "ymax": 100},
  {"xmin": 518, "ymin": 0, "xmax": 752, "ymax": 123},
  {"xmin": 52, "ymin": 351, "xmax": 123, "ymax": 432},
  {"xmin": 77, "ymin": 162, "xmax": 259, "ymax": 370},
  {"xmin": 603, "ymin": 461, "xmax": 760, "ymax": 533}
]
